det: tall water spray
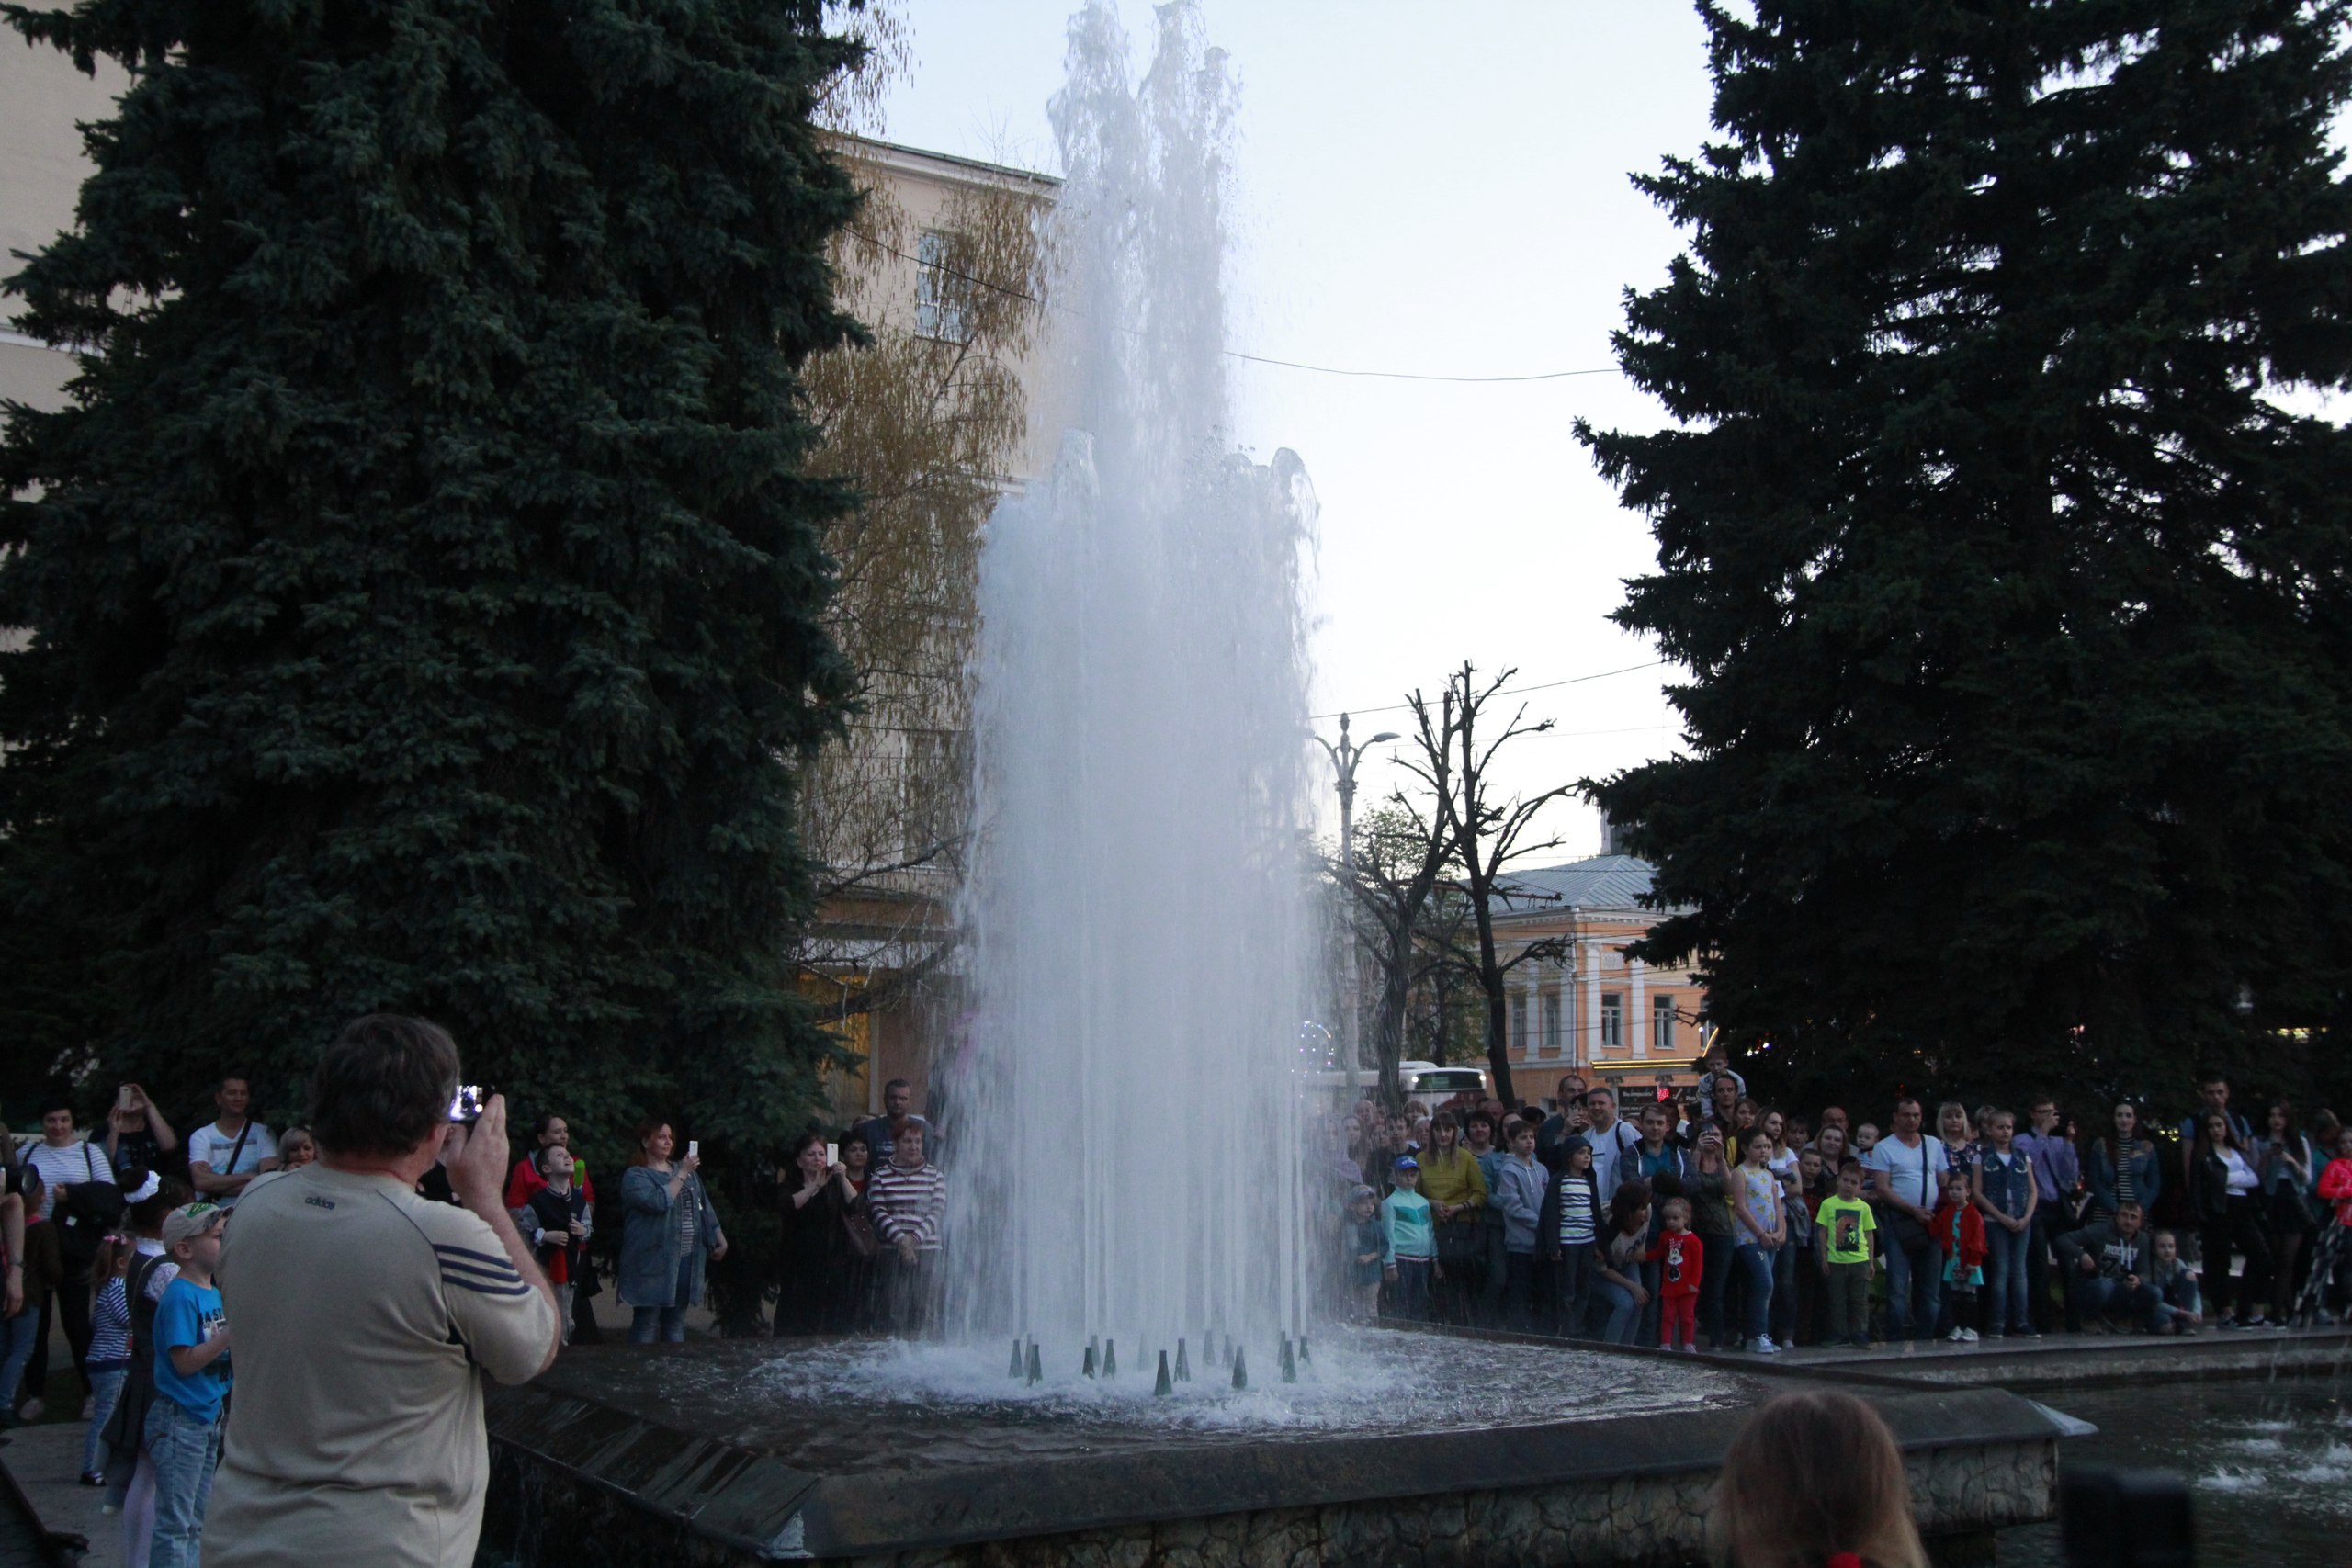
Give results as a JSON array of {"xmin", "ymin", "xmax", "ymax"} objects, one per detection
[{"xmin": 947, "ymin": 2, "xmax": 1318, "ymax": 1357}]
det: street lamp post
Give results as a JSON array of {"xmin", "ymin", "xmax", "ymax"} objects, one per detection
[{"xmin": 1317, "ymin": 713, "xmax": 1398, "ymax": 1095}]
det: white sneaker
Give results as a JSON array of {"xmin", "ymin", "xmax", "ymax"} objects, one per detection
[
  {"xmin": 1958, "ymin": 1327, "xmax": 1980, "ymax": 1342},
  {"xmin": 1942, "ymin": 1327, "xmax": 1966, "ymax": 1342},
  {"xmin": 1752, "ymin": 1335, "xmax": 1781, "ymax": 1354},
  {"xmin": 18, "ymin": 1398, "xmax": 43, "ymax": 1421}
]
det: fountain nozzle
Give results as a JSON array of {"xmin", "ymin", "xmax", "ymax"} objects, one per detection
[
  {"xmin": 1231, "ymin": 1345, "xmax": 1249, "ymax": 1391},
  {"xmin": 1155, "ymin": 1349, "xmax": 1173, "ymax": 1396}
]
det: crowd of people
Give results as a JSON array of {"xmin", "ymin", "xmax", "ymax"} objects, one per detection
[
  {"xmin": 1328, "ymin": 1046, "xmax": 2352, "ymax": 1352},
  {"xmin": 0, "ymin": 1031, "xmax": 2344, "ymax": 1564},
  {"xmin": 0, "ymin": 1053, "xmax": 955, "ymax": 1561}
]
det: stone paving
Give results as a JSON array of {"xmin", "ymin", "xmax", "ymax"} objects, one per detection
[{"xmin": 1, "ymin": 1424, "xmax": 102, "ymax": 1565}]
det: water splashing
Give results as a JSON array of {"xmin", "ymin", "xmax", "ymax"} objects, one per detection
[{"xmin": 944, "ymin": 0, "xmax": 1317, "ymax": 1358}]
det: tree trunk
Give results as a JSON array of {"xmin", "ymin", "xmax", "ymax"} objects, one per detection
[{"xmin": 1474, "ymin": 897, "xmax": 1517, "ymax": 1109}]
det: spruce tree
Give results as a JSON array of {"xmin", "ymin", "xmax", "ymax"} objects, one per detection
[
  {"xmin": 0, "ymin": 0, "xmax": 864, "ymax": 1159},
  {"xmin": 1579, "ymin": 2, "xmax": 2352, "ymax": 1104}
]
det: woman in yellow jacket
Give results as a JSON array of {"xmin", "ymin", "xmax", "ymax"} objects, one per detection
[{"xmin": 1419, "ymin": 1112, "xmax": 1489, "ymax": 1323}]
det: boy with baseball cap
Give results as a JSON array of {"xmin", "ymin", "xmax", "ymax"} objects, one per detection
[{"xmin": 147, "ymin": 1203, "xmax": 231, "ymax": 1568}]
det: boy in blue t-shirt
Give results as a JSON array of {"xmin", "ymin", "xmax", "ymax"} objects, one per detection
[{"xmin": 146, "ymin": 1203, "xmax": 231, "ymax": 1568}]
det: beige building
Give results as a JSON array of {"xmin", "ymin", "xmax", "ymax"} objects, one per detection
[
  {"xmin": 1, "ymin": 24, "xmax": 121, "ymax": 412},
  {"xmin": 2, "ymin": 37, "xmax": 1062, "ymax": 1129},
  {"xmin": 1491, "ymin": 851, "xmax": 1711, "ymax": 1107}
]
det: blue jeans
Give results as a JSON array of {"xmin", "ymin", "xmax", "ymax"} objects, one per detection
[
  {"xmin": 144, "ymin": 1398, "xmax": 222, "ymax": 1568},
  {"xmin": 1884, "ymin": 1230, "xmax": 1944, "ymax": 1342},
  {"xmin": 82, "ymin": 1365, "xmax": 126, "ymax": 1477},
  {"xmin": 1983, "ymin": 1222, "xmax": 2032, "ymax": 1333},
  {"xmin": 0, "ymin": 1312, "xmax": 36, "ymax": 1413},
  {"xmin": 2073, "ymin": 1276, "xmax": 2163, "ymax": 1332},
  {"xmin": 1734, "ymin": 1244, "xmax": 1776, "ymax": 1340},
  {"xmin": 628, "ymin": 1252, "xmax": 697, "ymax": 1344},
  {"xmin": 1595, "ymin": 1279, "xmax": 1643, "ymax": 1344}
]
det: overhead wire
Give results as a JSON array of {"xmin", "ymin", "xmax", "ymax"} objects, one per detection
[
  {"xmin": 1310, "ymin": 660, "xmax": 1668, "ymax": 722},
  {"xmin": 845, "ymin": 226, "xmax": 1624, "ymax": 386}
]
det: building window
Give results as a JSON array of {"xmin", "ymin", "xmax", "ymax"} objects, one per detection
[
  {"xmin": 1542, "ymin": 991, "xmax": 1562, "ymax": 1057},
  {"xmin": 915, "ymin": 230, "xmax": 974, "ymax": 344},
  {"xmin": 1510, "ymin": 990, "xmax": 1527, "ymax": 1056},
  {"xmin": 1653, "ymin": 994, "xmax": 1675, "ymax": 1055},
  {"xmin": 1600, "ymin": 992, "xmax": 1623, "ymax": 1053}
]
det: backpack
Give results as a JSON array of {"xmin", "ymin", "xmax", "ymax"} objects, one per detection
[{"xmin": 56, "ymin": 1144, "xmax": 126, "ymax": 1271}]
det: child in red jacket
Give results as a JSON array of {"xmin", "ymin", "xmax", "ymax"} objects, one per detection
[
  {"xmin": 1933, "ymin": 1166, "xmax": 1987, "ymax": 1343},
  {"xmin": 1648, "ymin": 1197, "xmax": 1706, "ymax": 1352}
]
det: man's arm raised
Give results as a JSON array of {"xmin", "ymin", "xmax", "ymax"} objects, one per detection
[{"xmin": 444, "ymin": 1096, "xmax": 561, "ymax": 1377}]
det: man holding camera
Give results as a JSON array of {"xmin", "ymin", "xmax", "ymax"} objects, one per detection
[{"xmin": 204, "ymin": 1016, "xmax": 560, "ymax": 1567}]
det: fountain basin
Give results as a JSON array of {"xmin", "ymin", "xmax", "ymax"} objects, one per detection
[{"xmin": 477, "ymin": 1332, "xmax": 2066, "ymax": 1566}]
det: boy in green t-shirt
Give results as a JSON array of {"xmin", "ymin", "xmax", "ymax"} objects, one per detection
[{"xmin": 1817, "ymin": 1162, "xmax": 1878, "ymax": 1348}]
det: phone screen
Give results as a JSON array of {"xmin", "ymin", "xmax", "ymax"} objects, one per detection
[{"xmin": 825, "ymin": 1142, "xmax": 840, "ymax": 1166}]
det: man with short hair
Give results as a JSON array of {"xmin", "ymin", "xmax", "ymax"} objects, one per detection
[
  {"xmin": 203, "ymin": 1016, "xmax": 559, "ymax": 1568},
  {"xmin": 1534, "ymin": 1076, "xmax": 1590, "ymax": 1171},
  {"xmin": 2056, "ymin": 1201, "xmax": 2163, "ymax": 1333},
  {"xmin": 856, "ymin": 1079, "xmax": 933, "ymax": 1168},
  {"xmin": 2016, "ymin": 1093, "xmax": 2080, "ymax": 1333},
  {"xmin": 187, "ymin": 1077, "xmax": 280, "ymax": 1212},
  {"xmin": 1863, "ymin": 1097, "xmax": 1951, "ymax": 1345},
  {"xmin": 1578, "ymin": 1088, "xmax": 1644, "ymax": 1207}
]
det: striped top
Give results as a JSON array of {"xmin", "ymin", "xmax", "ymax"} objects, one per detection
[
  {"xmin": 88, "ymin": 1275, "xmax": 131, "ymax": 1369},
  {"xmin": 867, "ymin": 1161, "xmax": 946, "ymax": 1251}
]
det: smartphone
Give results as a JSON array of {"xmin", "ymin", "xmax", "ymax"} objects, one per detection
[
  {"xmin": 686, "ymin": 1139, "xmax": 699, "ymax": 1159},
  {"xmin": 825, "ymin": 1142, "xmax": 840, "ymax": 1166},
  {"xmin": 447, "ymin": 1084, "xmax": 484, "ymax": 1123},
  {"xmin": 115, "ymin": 1085, "xmax": 136, "ymax": 1112}
]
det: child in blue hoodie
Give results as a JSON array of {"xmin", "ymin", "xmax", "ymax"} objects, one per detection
[{"xmin": 1380, "ymin": 1157, "xmax": 1436, "ymax": 1321}]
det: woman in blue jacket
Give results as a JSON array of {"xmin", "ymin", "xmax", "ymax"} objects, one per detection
[
  {"xmin": 2081, "ymin": 1101, "xmax": 2162, "ymax": 1222},
  {"xmin": 619, "ymin": 1120, "xmax": 728, "ymax": 1344}
]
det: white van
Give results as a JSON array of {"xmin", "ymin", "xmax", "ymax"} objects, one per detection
[{"xmin": 1304, "ymin": 1060, "xmax": 1491, "ymax": 1111}]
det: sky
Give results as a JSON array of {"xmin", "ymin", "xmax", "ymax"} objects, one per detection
[{"xmin": 876, "ymin": 2, "xmax": 1722, "ymax": 862}]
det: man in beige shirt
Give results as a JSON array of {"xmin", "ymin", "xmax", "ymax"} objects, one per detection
[{"xmin": 205, "ymin": 1016, "xmax": 560, "ymax": 1568}]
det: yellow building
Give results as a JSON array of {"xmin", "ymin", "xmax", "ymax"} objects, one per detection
[{"xmin": 1491, "ymin": 852, "xmax": 1709, "ymax": 1107}]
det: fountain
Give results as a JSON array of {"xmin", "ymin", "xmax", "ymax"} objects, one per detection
[{"xmin": 470, "ymin": 7, "xmax": 2075, "ymax": 1562}]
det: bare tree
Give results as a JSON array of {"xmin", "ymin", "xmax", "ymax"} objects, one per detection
[
  {"xmin": 1344, "ymin": 691, "xmax": 1464, "ymax": 1111},
  {"xmin": 1431, "ymin": 663, "xmax": 1577, "ymax": 1110}
]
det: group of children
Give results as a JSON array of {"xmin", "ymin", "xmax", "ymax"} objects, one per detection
[{"xmin": 0, "ymin": 1164, "xmax": 242, "ymax": 1568}]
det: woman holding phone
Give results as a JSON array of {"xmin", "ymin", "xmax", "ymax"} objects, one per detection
[
  {"xmin": 773, "ymin": 1132, "xmax": 852, "ymax": 1336},
  {"xmin": 618, "ymin": 1121, "xmax": 727, "ymax": 1345}
]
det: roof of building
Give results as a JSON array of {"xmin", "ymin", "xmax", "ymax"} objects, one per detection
[
  {"xmin": 1491, "ymin": 854, "xmax": 1657, "ymax": 917},
  {"xmin": 832, "ymin": 133, "xmax": 1063, "ymax": 192}
]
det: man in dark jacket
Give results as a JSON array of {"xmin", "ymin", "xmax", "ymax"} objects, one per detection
[{"xmin": 2056, "ymin": 1201, "xmax": 2162, "ymax": 1331}]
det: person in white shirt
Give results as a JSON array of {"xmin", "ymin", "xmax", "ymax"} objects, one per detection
[
  {"xmin": 22, "ymin": 1095, "xmax": 117, "ymax": 1414},
  {"xmin": 1580, "ymin": 1088, "xmax": 1645, "ymax": 1206},
  {"xmin": 1862, "ymin": 1097, "xmax": 1950, "ymax": 1345},
  {"xmin": 186, "ymin": 1077, "xmax": 280, "ymax": 1212}
]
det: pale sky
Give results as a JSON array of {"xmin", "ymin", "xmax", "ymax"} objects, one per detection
[{"xmin": 877, "ymin": 2, "xmax": 1720, "ymax": 862}]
